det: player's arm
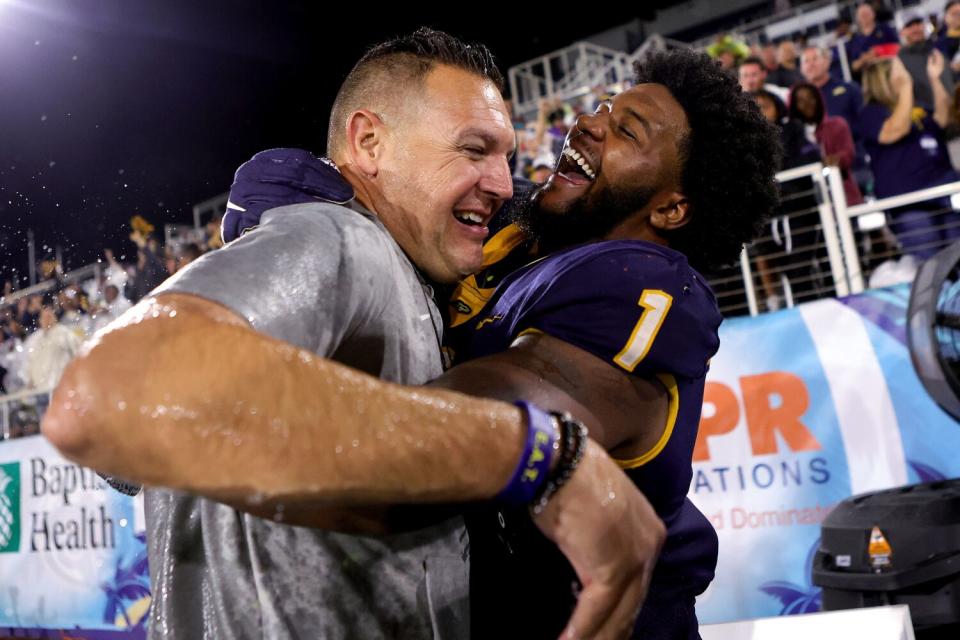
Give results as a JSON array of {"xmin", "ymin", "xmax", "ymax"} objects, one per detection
[
  {"xmin": 42, "ymin": 291, "xmax": 663, "ymax": 640},
  {"xmin": 430, "ymin": 331, "xmax": 669, "ymax": 461}
]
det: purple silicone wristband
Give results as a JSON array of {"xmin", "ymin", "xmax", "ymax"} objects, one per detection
[{"xmin": 496, "ymin": 401, "xmax": 559, "ymax": 506}]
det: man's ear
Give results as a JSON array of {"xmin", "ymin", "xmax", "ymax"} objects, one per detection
[
  {"xmin": 344, "ymin": 109, "xmax": 385, "ymax": 177},
  {"xmin": 648, "ymin": 192, "xmax": 691, "ymax": 231}
]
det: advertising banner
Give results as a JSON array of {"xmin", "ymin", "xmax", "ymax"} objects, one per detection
[{"xmin": 693, "ymin": 286, "xmax": 960, "ymax": 623}]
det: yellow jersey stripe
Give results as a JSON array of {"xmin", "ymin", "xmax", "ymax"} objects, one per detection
[{"xmin": 614, "ymin": 373, "xmax": 679, "ymax": 469}]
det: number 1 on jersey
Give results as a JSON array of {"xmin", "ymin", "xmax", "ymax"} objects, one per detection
[{"xmin": 613, "ymin": 289, "xmax": 673, "ymax": 372}]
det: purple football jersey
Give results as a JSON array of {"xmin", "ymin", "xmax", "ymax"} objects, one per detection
[{"xmin": 462, "ymin": 239, "xmax": 720, "ymax": 639}]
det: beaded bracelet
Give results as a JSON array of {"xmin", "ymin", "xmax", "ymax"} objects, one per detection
[
  {"xmin": 495, "ymin": 401, "xmax": 560, "ymax": 506},
  {"xmin": 531, "ymin": 412, "xmax": 589, "ymax": 515}
]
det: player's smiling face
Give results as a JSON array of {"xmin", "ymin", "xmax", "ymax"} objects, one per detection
[{"xmin": 536, "ymin": 83, "xmax": 689, "ymax": 227}]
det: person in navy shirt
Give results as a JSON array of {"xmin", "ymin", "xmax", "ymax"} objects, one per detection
[
  {"xmin": 801, "ymin": 45, "xmax": 870, "ymax": 180},
  {"xmin": 846, "ymin": 1, "xmax": 899, "ymax": 79},
  {"xmin": 934, "ymin": 0, "xmax": 960, "ymax": 79},
  {"xmin": 858, "ymin": 54, "xmax": 960, "ymax": 258},
  {"xmin": 801, "ymin": 45, "xmax": 863, "ymax": 129}
]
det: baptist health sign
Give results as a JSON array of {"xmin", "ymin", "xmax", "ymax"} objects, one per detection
[
  {"xmin": 692, "ymin": 286, "xmax": 960, "ymax": 624},
  {"xmin": 0, "ymin": 435, "xmax": 149, "ymax": 638}
]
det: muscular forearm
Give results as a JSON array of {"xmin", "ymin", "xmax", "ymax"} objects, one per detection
[{"xmin": 43, "ymin": 294, "xmax": 525, "ymax": 508}]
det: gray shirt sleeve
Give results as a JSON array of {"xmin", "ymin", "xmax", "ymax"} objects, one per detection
[{"xmin": 155, "ymin": 202, "xmax": 394, "ymax": 355}]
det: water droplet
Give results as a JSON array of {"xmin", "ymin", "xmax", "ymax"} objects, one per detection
[
  {"xmin": 117, "ymin": 401, "xmax": 127, "ymax": 411},
  {"xmin": 40, "ymin": 115, "xmax": 47, "ymax": 122},
  {"xmin": 351, "ymin": 439, "xmax": 359, "ymax": 448},
  {"xmin": 119, "ymin": 518, "xmax": 128, "ymax": 527},
  {"xmin": 72, "ymin": 55, "xmax": 78, "ymax": 61},
  {"xmin": 334, "ymin": 445, "xmax": 343, "ymax": 454},
  {"xmin": 34, "ymin": 40, "xmax": 40, "ymax": 45}
]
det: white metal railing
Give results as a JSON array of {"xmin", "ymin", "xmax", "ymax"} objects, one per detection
[
  {"xmin": 726, "ymin": 161, "xmax": 960, "ymax": 317},
  {"xmin": 716, "ymin": 162, "xmax": 853, "ymax": 317},
  {"xmin": 509, "ymin": 41, "xmax": 631, "ymax": 119},
  {"xmin": 834, "ymin": 179, "xmax": 960, "ymax": 295}
]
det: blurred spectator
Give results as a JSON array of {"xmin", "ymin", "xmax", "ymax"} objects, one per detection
[
  {"xmin": 125, "ymin": 217, "xmax": 169, "ymax": 302},
  {"xmin": 89, "ymin": 284, "xmax": 132, "ymax": 334},
  {"xmin": 801, "ymin": 46, "xmax": 864, "ymax": 130},
  {"xmin": 760, "ymin": 42, "xmax": 779, "ymax": 73},
  {"xmin": 935, "ymin": 1, "xmax": 960, "ymax": 79},
  {"xmin": 835, "ymin": 14, "xmax": 854, "ymax": 45},
  {"xmin": 2, "ymin": 281, "xmax": 12, "ymax": 299},
  {"xmin": 527, "ymin": 154, "xmax": 555, "ymax": 184},
  {"xmin": 57, "ymin": 286, "xmax": 89, "ymax": 337},
  {"xmin": 768, "ymin": 40, "xmax": 803, "ymax": 88},
  {"xmin": 847, "ymin": 1, "xmax": 899, "ymax": 78},
  {"xmin": 175, "ymin": 244, "xmax": 204, "ymax": 272},
  {"xmin": 205, "ymin": 214, "xmax": 224, "ymax": 251},
  {"xmin": 788, "ymin": 82, "xmax": 864, "ymax": 205},
  {"xmin": 826, "ymin": 14, "xmax": 855, "ymax": 80},
  {"xmin": 17, "ymin": 295, "xmax": 42, "ymax": 332},
  {"xmin": 753, "ymin": 90, "xmax": 820, "ymax": 169},
  {"xmin": 900, "ymin": 12, "xmax": 956, "ymax": 106},
  {"xmin": 21, "ymin": 304, "xmax": 83, "ymax": 390},
  {"xmin": 858, "ymin": 55, "xmax": 960, "ymax": 258},
  {"xmin": 38, "ymin": 256, "xmax": 64, "ymax": 287},
  {"xmin": 706, "ymin": 33, "xmax": 751, "ymax": 70},
  {"xmin": 739, "ymin": 56, "xmax": 788, "ymax": 101},
  {"xmin": 0, "ymin": 315, "xmax": 26, "ymax": 394}
]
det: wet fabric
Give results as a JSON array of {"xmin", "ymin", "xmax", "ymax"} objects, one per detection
[{"xmin": 148, "ymin": 202, "xmax": 468, "ymax": 639}]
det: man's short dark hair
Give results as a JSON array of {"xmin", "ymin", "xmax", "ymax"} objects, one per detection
[
  {"xmin": 740, "ymin": 55, "xmax": 765, "ymax": 70},
  {"xmin": 634, "ymin": 48, "xmax": 781, "ymax": 271},
  {"xmin": 327, "ymin": 27, "xmax": 504, "ymax": 156}
]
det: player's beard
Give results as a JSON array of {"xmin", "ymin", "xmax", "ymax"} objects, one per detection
[{"xmin": 514, "ymin": 180, "xmax": 657, "ymax": 253}]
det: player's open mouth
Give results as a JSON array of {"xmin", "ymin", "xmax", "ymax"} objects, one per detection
[{"xmin": 555, "ymin": 146, "xmax": 597, "ymax": 186}]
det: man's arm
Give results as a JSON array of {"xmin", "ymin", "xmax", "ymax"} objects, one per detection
[
  {"xmin": 43, "ymin": 292, "xmax": 664, "ymax": 640},
  {"xmin": 43, "ymin": 293, "xmax": 523, "ymax": 504}
]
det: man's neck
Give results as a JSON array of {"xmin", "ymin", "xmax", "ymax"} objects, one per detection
[
  {"xmin": 336, "ymin": 162, "xmax": 378, "ymax": 216},
  {"xmin": 812, "ymin": 73, "xmax": 830, "ymax": 88}
]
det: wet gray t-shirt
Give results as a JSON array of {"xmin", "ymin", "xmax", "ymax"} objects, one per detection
[{"xmin": 147, "ymin": 202, "xmax": 469, "ymax": 639}]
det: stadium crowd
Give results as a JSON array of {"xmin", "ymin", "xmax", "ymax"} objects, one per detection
[{"xmin": 0, "ymin": 214, "xmax": 222, "ymax": 400}]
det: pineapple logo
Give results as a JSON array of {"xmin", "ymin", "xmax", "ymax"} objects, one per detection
[{"xmin": 0, "ymin": 462, "xmax": 20, "ymax": 553}]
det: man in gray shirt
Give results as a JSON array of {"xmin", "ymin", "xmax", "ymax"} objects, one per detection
[{"xmin": 44, "ymin": 28, "xmax": 663, "ymax": 640}]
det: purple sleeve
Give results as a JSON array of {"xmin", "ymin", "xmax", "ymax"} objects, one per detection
[
  {"xmin": 513, "ymin": 250, "xmax": 720, "ymax": 379},
  {"xmin": 856, "ymin": 103, "xmax": 888, "ymax": 143}
]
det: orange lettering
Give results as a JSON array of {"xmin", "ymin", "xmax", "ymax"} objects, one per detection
[
  {"xmin": 694, "ymin": 382, "xmax": 740, "ymax": 461},
  {"xmin": 741, "ymin": 372, "xmax": 821, "ymax": 455}
]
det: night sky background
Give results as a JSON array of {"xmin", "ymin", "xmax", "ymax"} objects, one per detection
[{"xmin": 0, "ymin": 1, "xmax": 679, "ymax": 284}]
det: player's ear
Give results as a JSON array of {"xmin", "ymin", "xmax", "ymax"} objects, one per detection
[{"xmin": 649, "ymin": 192, "xmax": 690, "ymax": 231}]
